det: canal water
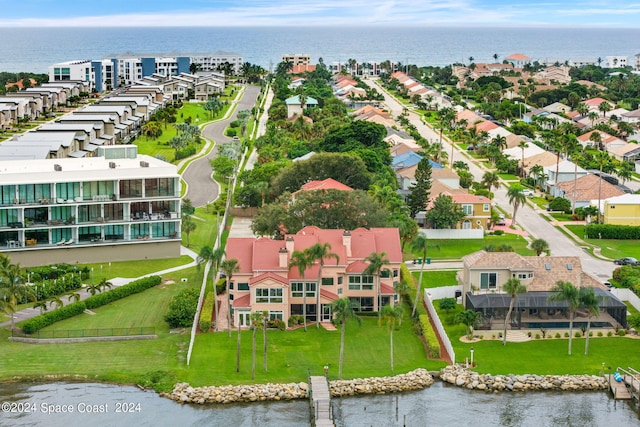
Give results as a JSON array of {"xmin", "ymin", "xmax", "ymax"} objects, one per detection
[{"xmin": 0, "ymin": 381, "xmax": 638, "ymax": 426}]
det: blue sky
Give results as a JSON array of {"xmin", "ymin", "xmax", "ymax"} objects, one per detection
[{"xmin": 1, "ymin": 0, "xmax": 638, "ymax": 27}]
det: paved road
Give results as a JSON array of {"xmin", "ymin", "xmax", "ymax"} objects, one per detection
[
  {"xmin": 365, "ymin": 78, "xmax": 616, "ymax": 282},
  {"xmin": 182, "ymin": 85, "xmax": 262, "ymax": 207}
]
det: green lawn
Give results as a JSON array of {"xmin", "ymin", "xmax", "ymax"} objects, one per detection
[
  {"xmin": 0, "ymin": 267, "xmax": 204, "ymax": 391},
  {"xmin": 549, "ymin": 212, "xmax": 578, "ymax": 222},
  {"xmin": 565, "ymin": 225, "xmax": 640, "ymax": 259},
  {"xmin": 530, "ymin": 196, "xmax": 548, "ymax": 209},
  {"xmin": 79, "ymin": 256, "xmax": 192, "ymax": 283},
  {"xmin": 183, "ymin": 309, "xmax": 445, "ymax": 386},
  {"xmin": 182, "ymin": 206, "xmax": 222, "ymax": 253},
  {"xmin": 411, "ymin": 270, "xmax": 458, "ymax": 289},
  {"xmin": 406, "ymin": 234, "xmax": 534, "ymax": 260},
  {"xmin": 497, "ymin": 173, "xmax": 519, "ymax": 181},
  {"xmin": 435, "ymin": 302, "xmax": 640, "ymax": 375}
]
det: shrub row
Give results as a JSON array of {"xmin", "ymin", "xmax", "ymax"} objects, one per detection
[
  {"xmin": 21, "ymin": 276, "xmax": 162, "ymax": 334},
  {"xmin": 174, "ymin": 146, "xmax": 197, "ymax": 161},
  {"xmin": 22, "ymin": 302, "xmax": 87, "ymax": 334},
  {"xmin": 21, "ymin": 274, "xmax": 82, "ymax": 304},
  {"xmin": 84, "ymin": 276, "xmax": 162, "ymax": 309},
  {"xmin": 419, "ymin": 314, "xmax": 441, "ymax": 359},
  {"xmin": 585, "ymin": 223, "xmax": 640, "ymax": 240},
  {"xmin": 199, "ymin": 291, "xmax": 215, "ymax": 332}
]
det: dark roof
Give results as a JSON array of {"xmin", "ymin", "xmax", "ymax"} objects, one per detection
[{"xmin": 466, "ymin": 288, "xmax": 624, "ymax": 310}]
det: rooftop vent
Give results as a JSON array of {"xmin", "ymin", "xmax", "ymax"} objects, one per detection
[
  {"xmin": 140, "ymin": 161, "xmax": 149, "ymax": 168},
  {"xmin": 545, "ymin": 263, "xmax": 551, "ymax": 271},
  {"xmin": 54, "ymin": 164, "xmax": 62, "ymax": 171},
  {"xmin": 566, "ymin": 263, "xmax": 573, "ymax": 270},
  {"xmin": 109, "ymin": 162, "xmax": 116, "ymax": 169}
]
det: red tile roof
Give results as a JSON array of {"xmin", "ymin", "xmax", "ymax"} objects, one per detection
[
  {"xmin": 475, "ymin": 121, "xmax": 498, "ymax": 132},
  {"xmin": 380, "ymin": 282, "xmax": 396, "ymax": 295},
  {"xmin": 346, "ymin": 260, "xmax": 369, "ymax": 273},
  {"xmin": 289, "ymin": 64, "xmax": 316, "ymax": 73},
  {"xmin": 249, "ymin": 272, "xmax": 288, "ymax": 285},
  {"xmin": 320, "ymin": 288, "xmax": 339, "ymax": 301},
  {"xmin": 506, "ymin": 53, "xmax": 531, "ymax": 61},
  {"xmin": 451, "ymin": 194, "xmax": 491, "ymax": 204},
  {"xmin": 300, "ymin": 178, "xmax": 353, "ymax": 192},
  {"xmin": 232, "ymin": 294, "xmax": 251, "ymax": 308}
]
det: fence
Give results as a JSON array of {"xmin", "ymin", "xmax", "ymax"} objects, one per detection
[
  {"xmin": 423, "ymin": 290, "xmax": 456, "ymax": 364},
  {"xmin": 12, "ymin": 327, "xmax": 155, "ymax": 339},
  {"xmin": 611, "ymin": 288, "xmax": 640, "ymax": 312},
  {"xmin": 420, "ymin": 229, "xmax": 484, "ymax": 239}
]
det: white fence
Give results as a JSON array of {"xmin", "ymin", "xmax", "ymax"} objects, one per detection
[
  {"xmin": 420, "ymin": 229, "xmax": 483, "ymax": 239},
  {"xmin": 424, "ymin": 289, "xmax": 456, "ymax": 364},
  {"xmin": 611, "ymin": 288, "xmax": 640, "ymax": 311},
  {"xmin": 425, "ymin": 285, "xmax": 461, "ymax": 300}
]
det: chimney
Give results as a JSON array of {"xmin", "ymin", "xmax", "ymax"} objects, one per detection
[
  {"xmin": 279, "ymin": 247, "xmax": 289, "ymax": 268},
  {"xmin": 285, "ymin": 236, "xmax": 294, "ymax": 254},
  {"xmin": 342, "ymin": 230, "xmax": 352, "ymax": 257}
]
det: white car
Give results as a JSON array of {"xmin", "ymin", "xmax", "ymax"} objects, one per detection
[{"xmin": 521, "ymin": 189, "xmax": 534, "ymax": 196}]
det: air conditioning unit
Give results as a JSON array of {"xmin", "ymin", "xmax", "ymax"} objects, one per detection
[
  {"xmin": 140, "ymin": 161, "xmax": 149, "ymax": 168},
  {"xmin": 109, "ymin": 162, "xmax": 116, "ymax": 169},
  {"xmin": 54, "ymin": 164, "xmax": 62, "ymax": 171}
]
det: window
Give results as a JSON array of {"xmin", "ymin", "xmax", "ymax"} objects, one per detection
[
  {"xmin": 513, "ymin": 273, "xmax": 528, "ymax": 280},
  {"xmin": 255, "ymin": 288, "xmax": 283, "ymax": 303},
  {"xmin": 393, "ymin": 269, "xmax": 399, "ymax": 278},
  {"xmin": 348, "ymin": 275, "xmax": 374, "ymax": 290},
  {"xmin": 321, "ymin": 277, "xmax": 334, "ymax": 286},
  {"xmin": 381, "ymin": 269, "xmax": 390, "ymax": 278},
  {"xmin": 237, "ymin": 283, "xmax": 249, "ymax": 291},
  {"xmin": 480, "ymin": 272, "xmax": 497, "ymax": 290},
  {"xmin": 268, "ymin": 311, "xmax": 283, "ymax": 321},
  {"xmin": 462, "ymin": 204, "xmax": 473, "ymax": 215},
  {"xmin": 483, "ymin": 203, "xmax": 490, "ymax": 212},
  {"xmin": 338, "ymin": 276, "xmax": 343, "ymax": 285},
  {"xmin": 290, "ymin": 282, "xmax": 316, "ymax": 298},
  {"xmin": 349, "ymin": 297, "xmax": 374, "ymax": 312},
  {"xmin": 338, "ymin": 288, "xmax": 343, "ymax": 295}
]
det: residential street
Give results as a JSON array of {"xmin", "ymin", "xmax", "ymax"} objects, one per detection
[
  {"xmin": 364, "ymin": 78, "xmax": 616, "ymax": 282},
  {"xmin": 182, "ymin": 85, "xmax": 261, "ymax": 207}
]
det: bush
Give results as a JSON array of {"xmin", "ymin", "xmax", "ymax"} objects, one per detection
[
  {"xmin": 267, "ymin": 319, "xmax": 286, "ymax": 330},
  {"xmin": 607, "ymin": 331, "xmax": 613, "ymax": 337},
  {"xmin": 216, "ymin": 278, "xmax": 227, "ymax": 295},
  {"xmin": 22, "ymin": 302, "xmax": 87, "ymax": 334},
  {"xmin": 555, "ymin": 333, "xmax": 561, "ymax": 338},
  {"xmin": 564, "ymin": 332, "xmax": 570, "ymax": 338},
  {"xmin": 527, "ymin": 331, "xmax": 532, "ymax": 337},
  {"xmin": 574, "ymin": 331, "xmax": 582, "ymax": 338},
  {"xmin": 84, "ymin": 276, "xmax": 162, "ymax": 310},
  {"xmin": 585, "ymin": 223, "xmax": 640, "ymax": 240},
  {"xmin": 549, "ymin": 197, "xmax": 571, "ymax": 213},
  {"xmin": 438, "ymin": 298, "xmax": 456, "ymax": 312},
  {"xmin": 493, "ymin": 230, "xmax": 504, "ymax": 236},
  {"xmin": 174, "ymin": 146, "xmax": 197, "ymax": 161},
  {"xmin": 165, "ymin": 288, "xmax": 200, "ymax": 328},
  {"xmin": 199, "ymin": 291, "xmax": 215, "ymax": 332},
  {"xmin": 199, "ymin": 320, "xmax": 211, "ymax": 332},
  {"xmin": 419, "ymin": 314, "xmax": 441, "ymax": 358},
  {"xmin": 226, "ymin": 128, "xmax": 237, "ymax": 137},
  {"xmin": 535, "ymin": 334, "xmax": 541, "ymax": 339},
  {"xmin": 617, "ymin": 329, "xmax": 626, "ymax": 336},
  {"xmin": 597, "ymin": 331, "xmax": 603, "ymax": 337},
  {"xmin": 288, "ymin": 314, "xmax": 304, "ymax": 326}
]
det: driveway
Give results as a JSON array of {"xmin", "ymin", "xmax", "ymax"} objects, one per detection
[{"xmin": 182, "ymin": 85, "xmax": 261, "ymax": 207}]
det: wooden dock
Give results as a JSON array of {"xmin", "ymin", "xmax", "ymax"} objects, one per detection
[
  {"xmin": 606, "ymin": 374, "xmax": 632, "ymax": 400},
  {"xmin": 309, "ymin": 375, "xmax": 335, "ymax": 427}
]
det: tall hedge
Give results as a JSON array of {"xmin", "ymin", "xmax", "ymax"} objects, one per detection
[
  {"xmin": 199, "ymin": 291, "xmax": 215, "ymax": 332},
  {"xmin": 419, "ymin": 314, "xmax": 441, "ymax": 359},
  {"xmin": 21, "ymin": 302, "xmax": 87, "ymax": 334},
  {"xmin": 585, "ymin": 223, "xmax": 640, "ymax": 240}
]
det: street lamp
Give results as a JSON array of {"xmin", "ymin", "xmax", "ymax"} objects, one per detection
[{"xmin": 470, "ymin": 347, "xmax": 475, "ymax": 367}]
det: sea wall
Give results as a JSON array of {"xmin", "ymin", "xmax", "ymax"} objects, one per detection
[
  {"xmin": 166, "ymin": 369, "xmax": 435, "ymax": 404},
  {"xmin": 440, "ymin": 365, "xmax": 608, "ymax": 392}
]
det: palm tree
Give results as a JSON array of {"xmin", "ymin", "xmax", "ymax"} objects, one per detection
[
  {"xmin": 518, "ymin": 140, "xmax": 529, "ymax": 177},
  {"xmin": 332, "ymin": 298, "xmax": 361, "ymax": 379},
  {"xmin": 502, "ymin": 278, "xmax": 526, "ymax": 346},
  {"xmin": 410, "ymin": 235, "xmax": 439, "ymax": 316},
  {"xmin": 548, "ymin": 280, "xmax": 580, "ymax": 355},
  {"xmin": 181, "ymin": 215, "xmax": 196, "ymax": 248},
  {"xmin": 86, "ymin": 283, "xmax": 102, "ymax": 296},
  {"xmin": 455, "ymin": 309, "xmax": 482, "ymax": 340},
  {"xmin": 250, "ymin": 311, "xmax": 264, "ymax": 380},
  {"xmin": 530, "ymin": 238, "xmax": 550, "ymax": 256},
  {"xmin": 506, "ymin": 186, "xmax": 527, "ymax": 226},
  {"xmin": 198, "ymin": 246, "xmax": 225, "ymax": 331},
  {"xmin": 594, "ymin": 150, "xmax": 609, "ymax": 223},
  {"xmin": 380, "ymin": 304, "xmax": 403, "ymax": 374},
  {"xmin": 306, "ymin": 243, "xmax": 339, "ymax": 328},
  {"xmin": 0, "ymin": 262, "xmax": 35, "ymax": 330},
  {"xmin": 289, "ymin": 250, "xmax": 312, "ymax": 332},
  {"xmin": 579, "ymin": 287, "xmax": 600, "ymax": 356},
  {"xmin": 49, "ymin": 295, "xmax": 64, "ymax": 309},
  {"xmin": 481, "ymin": 171, "xmax": 500, "ymax": 203},
  {"xmin": 33, "ymin": 300, "xmax": 48, "ymax": 314},
  {"xmin": 530, "ymin": 164, "xmax": 544, "ymax": 187},
  {"xmin": 576, "ymin": 103, "xmax": 589, "ymax": 117},
  {"xmin": 67, "ymin": 292, "xmax": 81, "ymax": 303},
  {"xmin": 220, "ymin": 258, "xmax": 240, "ymax": 337},
  {"xmin": 364, "ymin": 252, "xmax": 390, "ymax": 317},
  {"xmin": 98, "ymin": 278, "xmax": 113, "ymax": 292},
  {"xmin": 598, "ymin": 101, "xmax": 612, "ymax": 117}
]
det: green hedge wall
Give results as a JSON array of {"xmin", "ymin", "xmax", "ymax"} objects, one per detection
[
  {"xmin": 199, "ymin": 291, "xmax": 215, "ymax": 332},
  {"xmin": 21, "ymin": 302, "xmax": 87, "ymax": 334},
  {"xmin": 419, "ymin": 314, "xmax": 441, "ymax": 359},
  {"xmin": 585, "ymin": 223, "xmax": 640, "ymax": 240}
]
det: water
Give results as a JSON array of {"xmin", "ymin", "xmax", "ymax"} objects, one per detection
[
  {"xmin": 0, "ymin": 381, "xmax": 638, "ymax": 426},
  {"xmin": 1, "ymin": 26, "xmax": 640, "ymax": 73}
]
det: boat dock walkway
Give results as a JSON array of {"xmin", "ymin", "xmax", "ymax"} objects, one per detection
[
  {"xmin": 606, "ymin": 367, "xmax": 640, "ymax": 401},
  {"xmin": 309, "ymin": 375, "xmax": 335, "ymax": 427}
]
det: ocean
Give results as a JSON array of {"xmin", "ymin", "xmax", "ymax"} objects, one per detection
[{"xmin": 1, "ymin": 26, "xmax": 640, "ymax": 73}]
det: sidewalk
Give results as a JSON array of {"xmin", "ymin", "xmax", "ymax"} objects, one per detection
[{"xmin": 0, "ymin": 246, "xmax": 199, "ymax": 328}]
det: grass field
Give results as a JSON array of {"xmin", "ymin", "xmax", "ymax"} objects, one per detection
[
  {"xmin": 79, "ymin": 256, "xmax": 193, "ymax": 283},
  {"xmin": 405, "ymin": 234, "xmax": 534, "ymax": 260},
  {"xmin": 183, "ymin": 309, "xmax": 446, "ymax": 386},
  {"xmin": 435, "ymin": 301, "xmax": 640, "ymax": 375},
  {"xmin": 565, "ymin": 224, "xmax": 640, "ymax": 259},
  {"xmin": 411, "ymin": 270, "xmax": 458, "ymax": 289}
]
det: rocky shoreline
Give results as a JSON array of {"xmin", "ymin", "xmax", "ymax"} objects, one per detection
[
  {"xmin": 440, "ymin": 364, "xmax": 608, "ymax": 392},
  {"xmin": 165, "ymin": 365, "xmax": 609, "ymax": 405},
  {"xmin": 165, "ymin": 368, "xmax": 435, "ymax": 404}
]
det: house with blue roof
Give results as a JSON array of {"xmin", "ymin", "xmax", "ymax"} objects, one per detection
[{"xmin": 285, "ymin": 95, "xmax": 319, "ymax": 117}]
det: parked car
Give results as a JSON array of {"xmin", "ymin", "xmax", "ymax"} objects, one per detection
[
  {"xmin": 495, "ymin": 214, "xmax": 506, "ymax": 226},
  {"xmin": 521, "ymin": 189, "xmax": 534, "ymax": 196},
  {"xmin": 614, "ymin": 257, "xmax": 640, "ymax": 266}
]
